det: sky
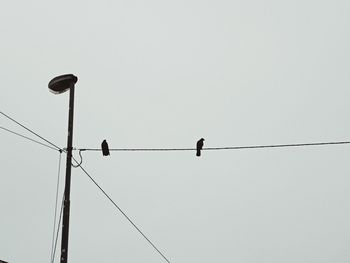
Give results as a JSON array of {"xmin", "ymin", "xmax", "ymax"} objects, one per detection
[{"xmin": 1, "ymin": 0, "xmax": 350, "ymax": 262}]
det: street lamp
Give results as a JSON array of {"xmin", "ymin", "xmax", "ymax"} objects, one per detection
[
  {"xmin": 49, "ymin": 74, "xmax": 78, "ymax": 94},
  {"xmin": 49, "ymin": 74, "xmax": 78, "ymax": 263}
]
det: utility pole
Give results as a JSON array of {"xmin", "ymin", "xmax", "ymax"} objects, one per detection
[
  {"xmin": 49, "ymin": 74, "xmax": 78, "ymax": 263},
  {"xmin": 60, "ymin": 85, "xmax": 75, "ymax": 263}
]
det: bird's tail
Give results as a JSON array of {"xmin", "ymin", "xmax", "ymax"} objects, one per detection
[{"xmin": 196, "ymin": 149, "xmax": 201, "ymax": 156}]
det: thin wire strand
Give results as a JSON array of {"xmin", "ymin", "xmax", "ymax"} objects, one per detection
[
  {"xmin": 51, "ymin": 194, "xmax": 64, "ymax": 263},
  {"xmin": 77, "ymin": 141, "xmax": 350, "ymax": 152},
  {"xmin": 74, "ymin": 159, "xmax": 170, "ymax": 263},
  {"xmin": 0, "ymin": 111, "xmax": 62, "ymax": 151},
  {"xmin": 51, "ymin": 152, "xmax": 63, "ymax": 263},
  {"xmin": 72, "ymin": 150, "xmax": 84, "ymax": 168},
  {"xmin": 0, "ymin": 126, "xmax": 59, "ymax": 151}
]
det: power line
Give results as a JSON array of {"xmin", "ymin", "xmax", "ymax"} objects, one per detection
[
  {"xmin": 0, "ymin": 111, "xmax": 64, "ymax": 262},
  {"xmin": 205, "ymin": 141, "xmax": 350, "ymax": 150},
  {"xmin": 74, "ymin": 159, "xmax": 170, "ymax": 263},
  {"xmin": 0, "ymin": 111, "xmax": 62, "ymax": 151},
  {"xmin": 2, "ymin": 109, "xmax": 349, "ymax": 154},
  {"xmin": 77, "ymin": 141, "xmax": 350, "ymax": 152},
  {"xmin": 0, "ymin": 126, "xmax": 59, "ymax": 151}
]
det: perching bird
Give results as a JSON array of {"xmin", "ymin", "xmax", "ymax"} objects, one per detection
[
  {"xmin": 101, "ymin": 139, "xmax": 110, "ymax": 156},
  {"xmin": 196, "ymin": 138, "xmax": 205, "ymax": 157}
]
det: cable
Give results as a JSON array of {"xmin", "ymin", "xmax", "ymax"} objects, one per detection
[
  {"xmin": 72, "ymin": 150, "xmax": 84, "ymax": 168},
  {"xmin": 51, "ymin": 152, "xmax": 63, "ymax": 263},
  {"xmin": 0, "ymin": 126, "xmax": 59, "ymax": 151},
  {"xmin": 73, "ymin": 159, "xmax": 170, "ymax": 263},
  {"xmin": 2, "ymin": 108, "xmax": 349, "ymax": 154},
  {"xmin": 204, "ymin": 141, "xmax": 350, "ymax": 150},
  {"xmin": 51, "ymin": 194, "xmax": 64, "ymax": 263},
  {"xmin": 0, "ymin": 111, "xmax": 62, "ymax": 151},
  {"xmin": 77, "ymin": 141, "xmax": 350, "ymax": 152}
]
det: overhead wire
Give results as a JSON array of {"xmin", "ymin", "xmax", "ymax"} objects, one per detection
[
  {"xmin": 0, "ymin": 111, "xmax": 65, "ymax": 262},
  {"xmin": 2, "ymin": 110, "xmax": 349, "ymax": 154},
  {"xmin": 0, "ymin": 110, "xmax": 62, "ymax": 151},
  {"xmin": 77, "ymin": 140, "xmax": 350, "ymax": 153},
  {"xmin": 73, "ymin": 158, "xmax": 170, "ymax": 263},
  {"xmin": 3, "ymin": 109, "xmax": 350, "ymax": 263},
  {"xmin": 0, "ymin": 126, "xmax": 59, "ymax": 151}
]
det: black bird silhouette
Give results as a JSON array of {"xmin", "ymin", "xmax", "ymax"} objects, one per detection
[
  {"xmin": 196, "ymin": 138, "xmax": 205, "ymax": 157},
  {"xmin": 101, "ymin": 139, "xmax": 110, "ymax": 156}
]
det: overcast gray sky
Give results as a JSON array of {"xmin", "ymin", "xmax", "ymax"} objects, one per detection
[{"xmin": 1, "ymin": 0, "xmax": 350, "ymax": 262}]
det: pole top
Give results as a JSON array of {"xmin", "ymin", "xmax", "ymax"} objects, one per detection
[{"xmin": 48, "ymin": 74, "xmax": 78, "ymax": 94}]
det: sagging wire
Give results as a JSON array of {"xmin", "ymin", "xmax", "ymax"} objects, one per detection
[{"xmin": 72, "ymin": 149, "xmax": 85, "ymax": 168}]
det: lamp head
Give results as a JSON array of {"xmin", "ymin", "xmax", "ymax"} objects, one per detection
[{"xmin": 48, "ymin": 74, "xmax": 78, "ymax": 94}]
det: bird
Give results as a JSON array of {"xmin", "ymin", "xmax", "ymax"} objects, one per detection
[
  {"xmin": 101, "ymin": 139, "xmax": 110, "ymax": 156},
  {"xmin": 196, "ymin": 138, "xmax": 205, "ymax": 157}
]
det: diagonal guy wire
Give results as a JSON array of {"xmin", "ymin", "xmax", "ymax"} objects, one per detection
[{"xmin": 73, "ymin": 157, "xmax": 170, "ymax": 263}]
